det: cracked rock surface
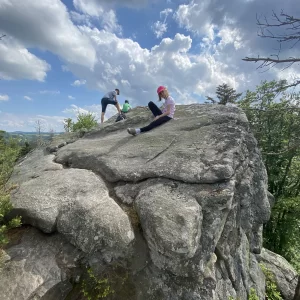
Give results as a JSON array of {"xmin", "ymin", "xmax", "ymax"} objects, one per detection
[{"xmin": 2, "ymin": 104, "xmax": 295, "ymax": 299}]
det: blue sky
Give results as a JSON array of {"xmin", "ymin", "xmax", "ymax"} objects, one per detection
[{"xmin": 0, "ymin": 0, "xmax": 299, "ymax": 132}]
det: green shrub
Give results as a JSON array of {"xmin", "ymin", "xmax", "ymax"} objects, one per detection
[
  {"xmin": 79, "ymin": 263, "xmax": 135, "ymax": 300},
  {"xmin": 0, "ymin": 131, "xmax": 22, "ymax": 250},
  {"xmin": 260, "ymin": 264, "xmax": 283, "ymax": 300},
  {"xmin": 249, "ymin": 288, "xmax": 259, "ymax": 300},
  {"xmin": 0, "ymin": 191, "xmax": 21, "ymax": 247},
  {"xmin": 72, "ymin": 112, "xmax": 98, "ymax": 132}
]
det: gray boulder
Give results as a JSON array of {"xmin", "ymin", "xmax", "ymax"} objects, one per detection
[
  {"xmin": 0, "ymin": 227, "xmax": 82, "ymax": 300},
  {"xmin": 257, "ymin": 248, "xmax": 299, "ymax": 300},
  {"xmin": 10, "ymin": 165, "xmax": 134, "ymax": 258}
]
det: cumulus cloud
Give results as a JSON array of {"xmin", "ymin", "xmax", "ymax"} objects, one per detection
[
  {"xmin": 72, "ymin": 79, "xmax": 87, "ymax": 86},
  {"xmin": 24, "ymin": 96, "xmax": 32, "ymax": 101},
  {"xmin": 0, "ymin": 37, "xmax": 50, "ymax": 81},
  {"xmin": 0, "ymin": 0, "xmax": 96, "ymax": 69},
  {"xmin": 66, "ymin": 28, "xmax": 227, "ymax": 103},
  {"xmin": 68, "ymin": 95, "xmax": 76, "ymax": 100},
  {"xmin": 0, "ymin": 95, "xmax": 9, "ymax": 101}
]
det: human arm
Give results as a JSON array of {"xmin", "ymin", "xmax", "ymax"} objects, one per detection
[{"xmin": 154, "ymin": 104, "xmax": 172, "ymax": 120}]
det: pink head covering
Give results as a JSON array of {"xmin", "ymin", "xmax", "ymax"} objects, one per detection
[{"xmin": 157, "ymin": 86, "xmax": 166, "ymax": 94}]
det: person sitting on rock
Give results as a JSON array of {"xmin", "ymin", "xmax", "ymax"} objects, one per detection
[
  {"xmin": 122, "ymin": 100, "xmax": 132, "ymax": 113},
  {"xmin": 101, "ymin": 89, "xmax": 123, "ymax": 123},
  {"xmin": 127, "ymin": 86, "xmax": 175, "ymax": 136}
]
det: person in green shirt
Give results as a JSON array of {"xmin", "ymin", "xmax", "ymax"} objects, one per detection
[{"xmin": 122, "ymin": 100, "xmax": 132, "ymax": 113}]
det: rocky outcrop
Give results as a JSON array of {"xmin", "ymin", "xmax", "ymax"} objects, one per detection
[
  {"xmin": 257, "ymin": 248, "xmax": 299, "ymax": 300},
  {"xmin": 0, "ymin": 227, "xmax": 82, "ymax": 300},
  {"xmin": 3, "ymin": 104, "xmax": 273, "ymax": 299}
]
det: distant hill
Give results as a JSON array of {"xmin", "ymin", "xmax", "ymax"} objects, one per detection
[{"xmin": 5, "ymin": 132, "xmax": 63, "ymax": 144}]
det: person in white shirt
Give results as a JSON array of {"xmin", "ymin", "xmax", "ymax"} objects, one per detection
[{"xmin": 127, "ymin": 86, "xmax": 175, "ymax": 135}]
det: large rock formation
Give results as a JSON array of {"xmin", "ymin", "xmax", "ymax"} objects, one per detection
[
  {"xmin": 1, "ymin": 104, "xmax": 280, "ymax": 299},
  {"xmin": 257, "ymin": 248, "xmax": 299, "ymax": 300}
]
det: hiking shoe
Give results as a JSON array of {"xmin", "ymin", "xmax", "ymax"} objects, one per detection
[{"xmin": 127, "ymin": 128, "xmax": 137, "ymax": 136}]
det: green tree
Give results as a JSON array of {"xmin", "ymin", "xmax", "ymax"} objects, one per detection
[
  {"xmin": 206, "ymin": 83, "xmax": 242, "ymax": 105},
  {"xmin": 238, "ymin": 80, "xmax": 300, "ymax": 271},
  {"xmin": 64, "ymin": 118, "xmax": 73, "ymax": 132},
  {"xmin": 72, "ymin": 112, "xmax": 98, "ymax": 132},
  {"xmin": 0, "ymin": 131, "xmax": 22, "ymax": 249}
]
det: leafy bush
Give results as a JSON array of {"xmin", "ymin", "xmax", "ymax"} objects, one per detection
[
  {"xmin": 0, "ymin": 192, "xmax": 21, "ymax": 247},
  {"xmin": 260, "ymin": 264, "xmax": 283, "ymax": 300},
  {"xmin": 79, "ymin": 263, "xmax": 135, "ymax": 300},
  {"xmin": 72, "ymin": 112, "xmax": 98, "ymax": 132},
  {"xmin": 248, "ymin": 289, "xmax": 259, "ymax": 300},
  {"xmin": 0, "ymin": 131, "xmax": 22, "ymax": 250}
]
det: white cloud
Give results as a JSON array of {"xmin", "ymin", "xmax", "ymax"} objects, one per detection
[
  {"xmin": 174, "ymin": 1, "xmax": 212, "ymax": 37},
  {"xmin": 40, "ymin": 90, "xmax": 60, "ymax": 95},
  {"xmin": 101, "ymin": 10, "xmax": 122, "ymax": 34},
  {"xmin": 0, "ymin": 0, "xmax": 96, "ymax": 70},
  {"xmin": 152, "ymin": 8, "xmax": 173, "ymax": 39},
  {"xmin": 63, "ymin": 103, "xmax": 116, "ymax": 122},
  {"xmin": 0, "ymin": 112, "xmax": 65, "ymax": 132},
  {"xmin": 0, "ymin": 37, "xmax": 50, "ymax": 81},
  {"xmin": 28, "ymin": 115, "xmax": 65, "ymax": 131},
  {"xmin": 72, "ymin": 79, "xmax": 87, "ymax": 86},
  {"xmin": 24, "ymin": 96, "xmax": 32, "ymax": 101},
  {"xmin": 66, "ymin": 28, "xmax": 223, "ymax": 102},
  {"xmin": 160, "ymin": 8, "xmax": 173, "ymax": 18},
  {"xmin": 73, "ymin": 0, "xmax": 149, "ymax": 13},
  {"xmin": 0, "ymin": 95, "xmax": 9, "ymax": 101},
  {"xmin": 72, "ymin": 0, "xmax": 122, "ymax": 34},
  {"xmin": 152, "ymin": 21, "xmax": 168, "ymax": 39},
  {"xmin": 68, "ymin": 95, "xmax": 76, "ymax": 100},
  {"xmin": 63, "ymin": 104, "xmax": 99, "ymax": 117}
]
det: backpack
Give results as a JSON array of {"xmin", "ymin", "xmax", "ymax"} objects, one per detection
[{"xmin": 115, "ymin": 112, "xmax": 126, "ymax": 122}]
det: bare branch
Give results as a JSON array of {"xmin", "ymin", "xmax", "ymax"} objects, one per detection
[
  {"xmin": 242, "ymin": 57, "xmax": 300, "ymax": 63},
  {"xmin": 244, "ymin": 12, "xmax": 300, "ymax": 83}
]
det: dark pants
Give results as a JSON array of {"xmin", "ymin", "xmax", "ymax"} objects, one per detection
[
  {"xmin": 101, "ymin": 98, "xmax": 117, "ymax": 113},
  {"xmin": 140, "ymin": 101, "xmax": 172, "ymax": 132}
]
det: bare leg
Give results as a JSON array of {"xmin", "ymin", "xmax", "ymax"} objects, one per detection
[
  {"xmin": 101, "ymin": 112, "xmax": 105, "ymax": 123},
  {"xmin": 115, "ymin": 103, "xmax": 122, "ymax": 114}
]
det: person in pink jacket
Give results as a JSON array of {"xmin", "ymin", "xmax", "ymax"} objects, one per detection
[{"xmin": 127, "ymin": 86, "xmax": 175, "ymax": 136}]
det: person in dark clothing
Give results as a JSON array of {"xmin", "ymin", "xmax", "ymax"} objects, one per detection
[{"xmin": 101, "ymin": 88, "xmax": 122, "ymax": 123}]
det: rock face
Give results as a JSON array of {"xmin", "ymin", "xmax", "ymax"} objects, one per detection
[
  {"xmin": 0, "ymin": 227, "xmax": 82, "ymax": 300},
  {"xmin": 3, "ymin": 104, "xmax": 275, "ymax": 299},
  {"xmin": 257, "ymin": 248, "xmax": 299, "ymax": 300}
]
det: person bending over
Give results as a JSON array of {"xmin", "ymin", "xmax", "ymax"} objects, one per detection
[
  {"xmin": 127, "ymin": 86, "xmax": 175, "ymax": 135},
  {"xmin": 101, "ymin": 89, "xmax": 122, "ymax": 123}
]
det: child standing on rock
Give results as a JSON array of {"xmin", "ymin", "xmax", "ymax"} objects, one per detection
[{"xmin": 127, "ymin": 86, "xmax": 175, "ymax": 136}]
